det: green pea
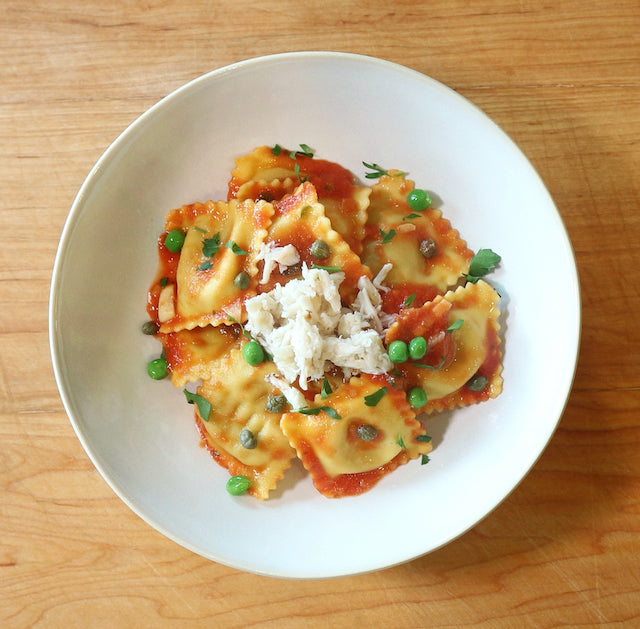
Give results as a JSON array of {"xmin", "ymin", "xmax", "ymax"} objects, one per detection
[
  {"xmin": 266, "ymin": 394, "xmax": 287, "ymax": 413},
  {"xmin": 467, "ymin": 374, "xmax": 489, "ymax": 391},
  {"xmin": 408, "ymin": 336, "xmax": 427, "ymax": 360},
  {"xmin": 242, "ymin": 340, "xmax": 264, "ymax": 366},
  {"xmin": 388, "ymin": 340, "xmax": 409, "ymax": 364},
  {"xmin": 147, "ymin": 357, "xmax": 168, "ymax": 380},
  {"xmin": 141, "ymin": 320, "xmax": 159, "ymax": 335},
  {"xmin": 310, "ymin": 239, "xmax": 330, "ymax": 259},
  {"xmin": 164, "ymin": 229, "xmax": 186, "ymax": 253},
  {"xmin": 408, "ymin": 387, "xmax": 428, "ymax": 409},
  {"xmin": 226, "ymin": 475, "xmax": 251, "ymax": 496},
  {"xmin": 234, "ymin": 271, "xmax": 250, "ymax": 290},
  {"xmin": 419, "ymin": 238, "xmax": 438, "ymax": 259},
  {"xmin": 356, "ymin": 424, "xmax": 378, "ymax": 441},
  {"xmin": 239, "ymin": 428, "xmax": 257, "ymax": 449},
  {"xmin": 407, "ymin": 189, "xmax": 432, "ymax": 212}
]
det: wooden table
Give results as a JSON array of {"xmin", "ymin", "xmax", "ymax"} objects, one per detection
[{"xmin": 2, "ymin": 1, "xmax": 639, "ymax": 626}]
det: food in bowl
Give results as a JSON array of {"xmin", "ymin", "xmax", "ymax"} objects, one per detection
[{"xmin": 144, "ymin": 145, "xmax": 503, "ymax": 499}]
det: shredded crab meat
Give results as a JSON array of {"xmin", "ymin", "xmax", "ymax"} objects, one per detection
[{"xmin": 245, "ymin": 262, "xmax": 392, "ymax": 389}]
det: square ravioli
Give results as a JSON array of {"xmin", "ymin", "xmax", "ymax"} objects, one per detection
[
  {"xmin": 154, "ymin": 198, "xmax": 274, "ymax": 332},
  {"xmin": 228, "ymin": 145, "xmax": 370, "ymax": 254},
  {"xmin": 280, "ymin": 374, "xmax": 432, "ymax": 498},
  {"xmin": 193, "ymin": 347, "xmax": 297, "ymax": 500},
  {"xmin": 385, "ymin": 280, "xmax": 503, "ymax": 413}
]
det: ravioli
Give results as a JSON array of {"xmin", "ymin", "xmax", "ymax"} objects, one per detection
[
  {"xmin": 229, "ymin": 145, "xmax": 370, "ymax": 254},
  {"xmin": 154, "ymin": 198, "xmax": 273, "ymax": 332},
  {"xmin": 361, "ymin": 173, "xmax": 474, "ymax": 311},
  {"xmin": 145, "ymin": 145, "xmax": 505, "ymax": 500},
  {"xmin": 193, "ymin": 348, "xmax": 297, "ymax": 500},
  {"xmin": 280, "ymin": 374, "xmax": 432, "ymax": 498},
  {"xmin": 385, "ymin": 280, "xmax": 502, "ymax": 412}
]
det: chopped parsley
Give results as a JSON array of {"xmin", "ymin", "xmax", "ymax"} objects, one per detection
[
  {"xmin": 379, "ymin": 228, "xmax": 396, "ymax": 244},
  {"xmin": 197, "ymin": 260, "xmax": 213, "ymax": 271},
  {"xmin": 225, "ymin": 240, "xmax": 248, "ymax": 255},
  {"xmin": 311, "ymin": 264, "xmax": 342, "ymax": 273},
  {"xmin": 464, "ymin": 249, "xmax": 501, "ymax": 283},
  {"xmin": 362, "ymin": 162, "xmax": 407, "ymax": 179},
  {"xmin": 364, "ymin": 387, "xmax": 388, "ymax": 407},
  {"xmin": 295, "ymin": 405, "xmax": 341, "ymax": 420},
  {"xmin": 403, "ymin": 294, "xmax": 416, "ymax": 307},
  {"xmin": 183, "ymin": 389, "xmax": 212, "ymax": 422},
  {"xmin": 396, "ymin": 434, "xmax": 406, "ymax": 449},
  {"xmin": 320, "ymin": 377, "xmax": 332, "ymax": 399},
  {"xmin": 446, "ymin": 319, "xmax": 464, "ymax": 332},
  {"xmin": 202, "ymin": 233, "xmax": 221, "ymax": 257}
]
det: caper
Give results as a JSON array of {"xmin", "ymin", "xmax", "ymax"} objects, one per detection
[
  {"xmin": 141, "ymin": 320, "xmax": 159, "ymax": 335},
  {"xmin": 234, "ymin": 271, "xmax": 250, "ymax": 290},
  {"xmin": 356, "ymin": 424, "xmax": 378, "ymax": 441},
  {"xmin": 239, "ymin": 428, "xmax": 257, "ymax": 449},
  {"xmin": 310, "ymin": 239, "xmax": 330, "ymax": 259},
  {"xmin": 467, "ymin": 374, "xmax": 489, "ymax": 391},
  {"xmin": 419, "ymin": 238, "xmax": 438, "ymax": 259},
  {"xmin": 266, "ymin": 394, "xmax": 287, "ymax": 413}
]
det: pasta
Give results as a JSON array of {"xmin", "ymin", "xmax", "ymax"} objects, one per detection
[{"xmin": 146, "ymin": 145, "xmax": 504, "ymax": 499}]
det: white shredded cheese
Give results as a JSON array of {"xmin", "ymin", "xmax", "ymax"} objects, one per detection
[{"xmin": 245, "ymin": 263, "xmax": 393, "ymax": 389}]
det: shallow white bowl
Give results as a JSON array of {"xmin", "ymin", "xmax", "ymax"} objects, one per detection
[{"xmin": 49, "ymin": 52, "xmax": 580, "ymax": 579}]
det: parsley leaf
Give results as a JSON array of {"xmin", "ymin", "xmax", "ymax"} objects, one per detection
[
  {"xmin": 294, "ymin": 162, "xmax": 309, "ymax": 183},
  {"xmin": 321, "ymin": 377, "xmax": 332, "ymax": 399},
  {"xmin": 404, "ymin": 294, "xmax": 416, "ymax": 307},
  {"xmin": 417, "ymin": 435, "xmax": 432, "ymax": 443},
  {"xmin": 183, "ymin": 389, "xmax": 212, "ymax": 422},
  {"xmin": 295, "ymin": 405, "xmax": 341, "ymax": 420},
  {"xmin": 202, "ymin": 233, "xmax": 221, "ymax": 257},
  {"xmin": 362, "ymin": 162, "xmax": 407, "ymax": 179},
  {"xmin": 396, "ymin": 434, "xmax": 406, "ymax": 449},
  {"xmin": 379, "ymin": 228, "xmax": 396, "ymax": 244},
  {"xmin": 311, "ymin": 264, "xmax": 342, "ymax": 273},
  {"xmin": 225, "ymin": 240, "xmax": 248, "ymax": 255},
  {"xmin": 412, "ymin": 355, "xmax": 446, "ymax": 370},
  {"xmin": 464, "ymin": 248, "xmax": 501, "ymax": 282},
  {"xmin": 421, "ymin": 454, "xmax": 430, "ymax": 465},
  {"xmin": 291, "ymin": 143, "xmax": 314, "ymax": 158},
  {"xmin": 446, "ymin": 319, "xmax": 464, "ymax": 332},
  {"xmin": 364, "ymin": 387, "xmax": 388, "ymax": 407},
  {"xmin": 197, "ymin": 261, "xmax": 213, "ymax": 271},
  {"xmin": 271, "ymin": 144, "xmax": 283, "ymax": 156}
]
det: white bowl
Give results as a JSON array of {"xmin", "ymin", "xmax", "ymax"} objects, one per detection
[{"xmin": 49, "ymin": 52, "xmax": 580, "ymax": 578}]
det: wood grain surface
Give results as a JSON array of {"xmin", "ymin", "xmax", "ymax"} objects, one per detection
[{"xmin": 2, "ymin": 1, "xmax": 639, "ymax": 627}]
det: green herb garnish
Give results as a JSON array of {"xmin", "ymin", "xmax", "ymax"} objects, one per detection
[
  {"xmin": 289, "ymin": 143, "xmax": 314, "ymax": 158},
  {"xmin": 404, "ymin": 294, "xmax": 416, "ymax": 307},
  {"xmin": 464, "ymin": 249, "xmax": 501, "ymax": 283},
  {"xmin": 362, "ymin": 162, "xmax": 406, "ymax": 179},
  {"xmin": 202, "ymin": 233, "xmax": 221, "ymax": 257},
  {"xmin": 321, "ymin": 377, "xmax": 332, "ymax": 399},
  {"xmin": 197, "ymin": 261, "xmax": 213, "ymax": 271},
  {"xmin": 183, "ymin": 389, "xmax": 212, "ymax": 421},
  {"xmin": 311, "ymin": 264, "xmax": 342, "ymax": 273},
  {"xmin": 446, "ymin": 319, "xmax": 464, "ymax": 332},
  {"xmin": 364, "ymin": 387, "xmax": 388, "ymax": 407},
  {"xmin": 379, "ymin": 228, "xmax": 396, "ymax": 244},
  {"xmin": 225, "ymin": 240, "xmax": 248, "ymax": 255},
  {"xmin": 295, "ymin": 405, "xmax": 341, "ymax": 420},
  {"xmin": 294, "ymin": 162, "xmax": 309, "ymax": 183},
  {"xmin": 396, "ymin": 434, "xmax": 407, "ymax": 449},
  {"xmin": 271, "ymin": 144, "xmax": 283, "ymax": 156},
  {"xmin": 412, "ymin": 355, "xmax": 446, "ymax": 370}
]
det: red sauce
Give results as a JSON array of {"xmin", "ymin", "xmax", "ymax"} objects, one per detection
[{"xmin": 147, "ymin": 232, "xmax": 180, "ymax": 322}]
